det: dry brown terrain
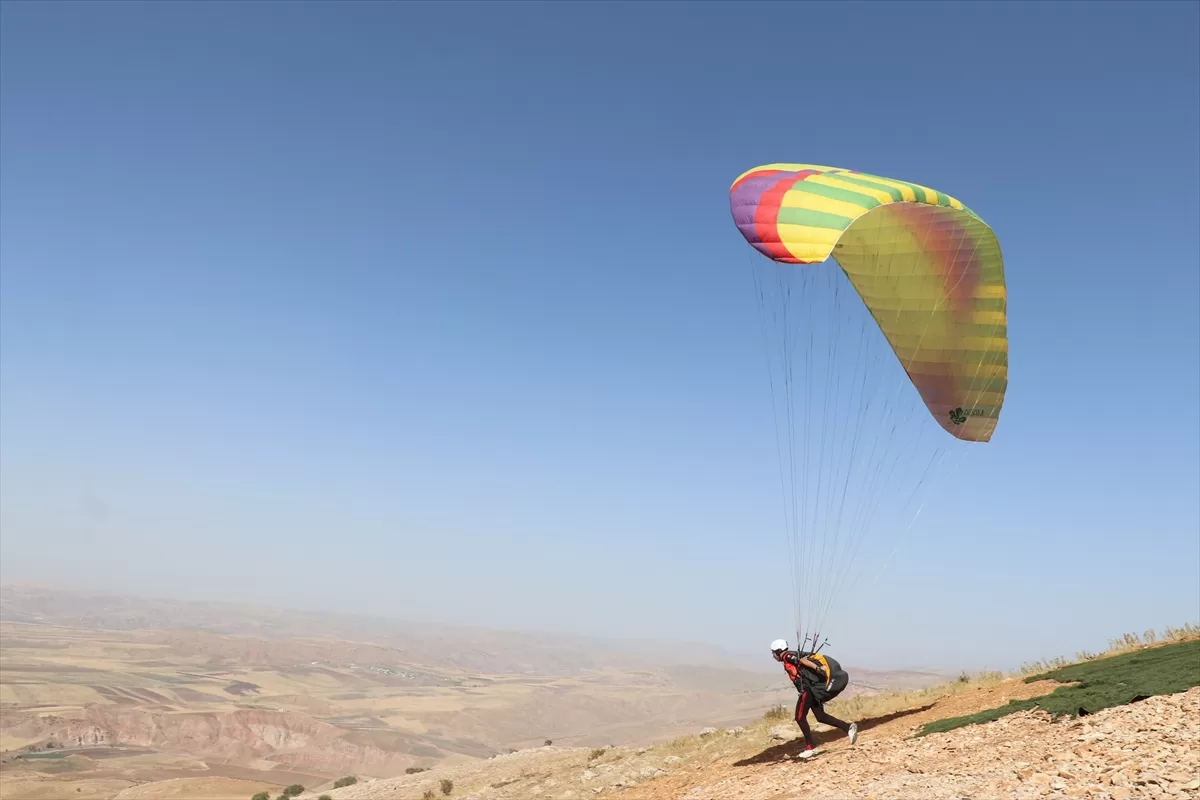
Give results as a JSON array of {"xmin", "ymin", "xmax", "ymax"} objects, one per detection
[
  {"xmin": 310, "ymin": 684, "xmax": 1200, "ymax": 800},
  {"xmin": 0, "ymin": 586, "xmax": 945, "ymax": 799},
  {"xmin": 3, "ymin": 587, "xmax": 1196, "ymax": 800}
]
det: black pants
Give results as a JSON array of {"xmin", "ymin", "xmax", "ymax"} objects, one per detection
[{"xmin": 794, "ymin": 674, "xmax": 850, "ymax": 747}]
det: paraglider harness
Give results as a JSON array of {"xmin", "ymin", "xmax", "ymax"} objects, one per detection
[{"xmin": 782, "ymin": 643, "xmax": 849, "ymax": 706}]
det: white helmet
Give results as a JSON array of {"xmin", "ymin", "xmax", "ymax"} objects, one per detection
[{"xmin": 770, "ymin": 639, "xmax": 788, "ymax": 653}]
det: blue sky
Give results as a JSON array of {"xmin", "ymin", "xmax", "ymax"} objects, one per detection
[{"xmin": 1, "ymin": 1, "xmax": 1197, "ymax": 672}]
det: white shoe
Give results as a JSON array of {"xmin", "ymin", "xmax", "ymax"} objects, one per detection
[
  {"xmin": 848, "ymin": 723, "xmax": 859, "ymax": 745},
  {"xmin": 795, "ymin": 748, "xmax": 819, "ymax": 760}
]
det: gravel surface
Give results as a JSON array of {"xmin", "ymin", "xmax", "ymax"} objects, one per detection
[{"xmin": 625, "ymin": 687, "xmax": 1200, "ymax": 800}]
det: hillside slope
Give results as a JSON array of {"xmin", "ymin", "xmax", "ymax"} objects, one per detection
[{"xmin": 314, "ymin": 683, "xmax": 1200, "ymax": 800}]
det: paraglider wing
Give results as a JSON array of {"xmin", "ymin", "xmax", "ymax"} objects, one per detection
[{"xmin": 729, "ymin": 164, "xmax": 1008, "ymax": 441}]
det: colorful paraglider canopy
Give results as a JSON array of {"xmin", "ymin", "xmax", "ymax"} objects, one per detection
[{"xmin": 729, "ymin": 164, "xmax": 1008, "ymax": 443}]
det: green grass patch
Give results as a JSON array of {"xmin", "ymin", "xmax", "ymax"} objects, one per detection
[
  {"xmin": 917, "ymin": 639, "xmax": 1200, "ymax": 736},
  {"xmin": 18, "ymin": 752, "xmax": 68, "ymax": 760}
]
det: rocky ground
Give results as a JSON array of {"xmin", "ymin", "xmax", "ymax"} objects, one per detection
[
  {"xmin": 317, "ymin": 685, "xmax": 1200, "ymax": 800},
  {"xmin": 631, "ymin": 687, "xmax": 1200, "ymax": 800}
]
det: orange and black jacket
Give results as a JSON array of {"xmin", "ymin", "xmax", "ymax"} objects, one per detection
[{"xmin": 781, "ymin": 651, "xmax": 843, "ymax": 692}]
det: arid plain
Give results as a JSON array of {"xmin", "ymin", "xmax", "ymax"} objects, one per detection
[{"xmin": 0, "ymin": 585, "xmax": 946, "ymax": 799}]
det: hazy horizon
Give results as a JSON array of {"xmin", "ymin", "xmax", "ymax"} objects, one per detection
[
  {"xmin": 2, "ymin": 2, "xmax": 1198, "ymax": 676},
  {"xmin": 0, "ymin": 576, "xmax": 1190, "ymax": 677}
]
